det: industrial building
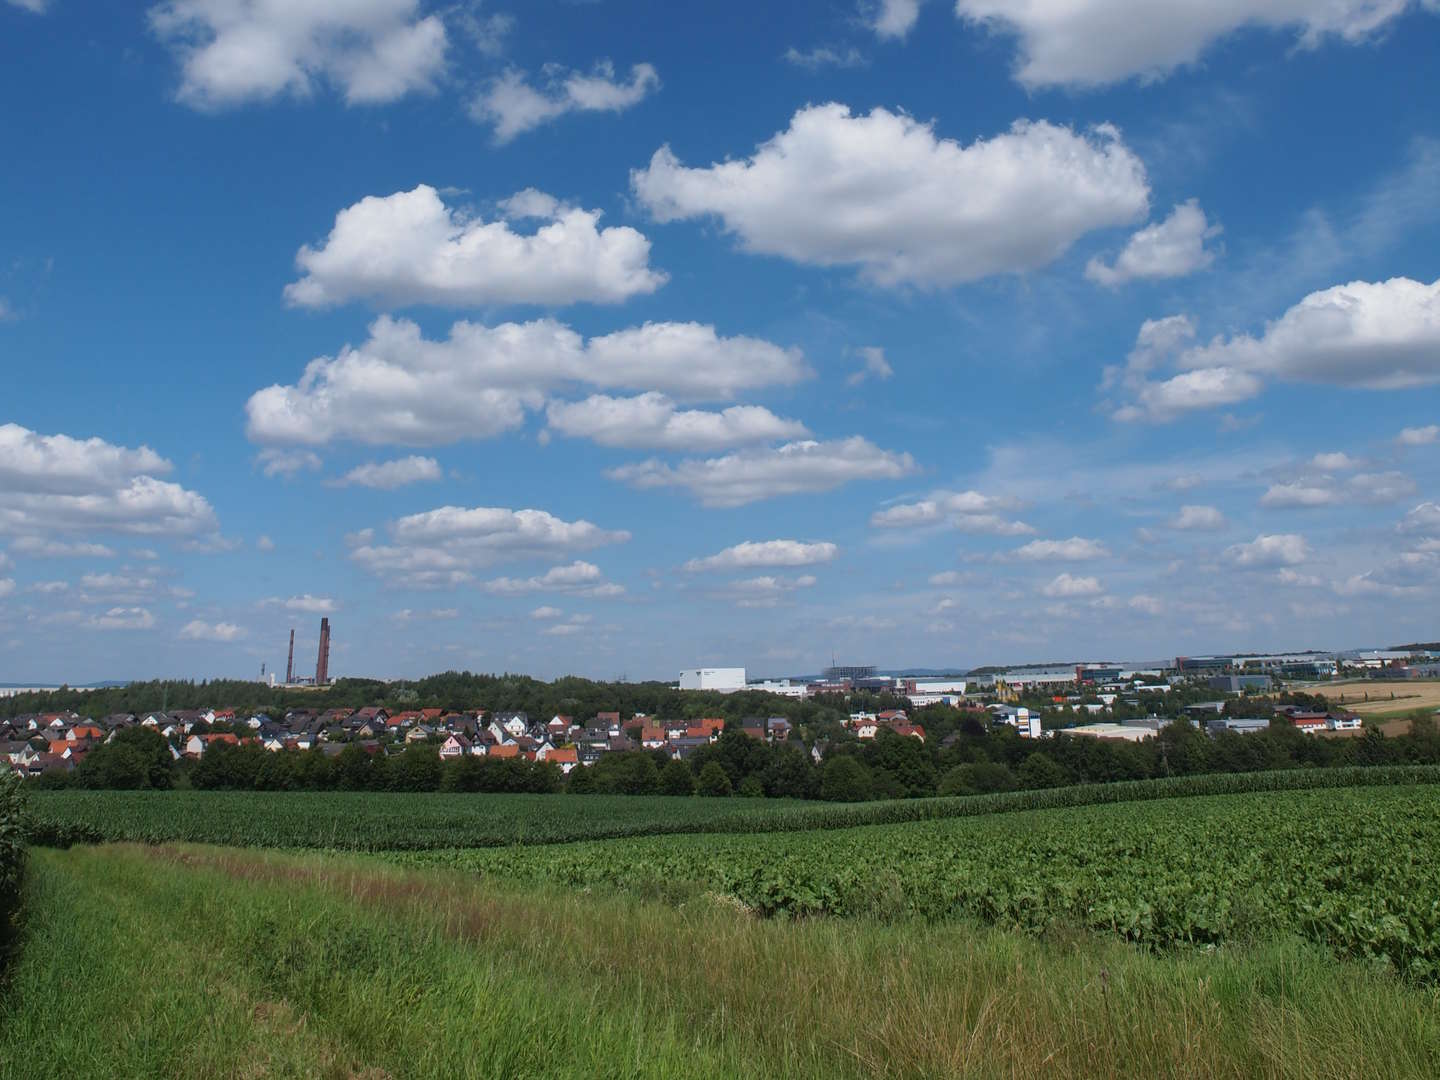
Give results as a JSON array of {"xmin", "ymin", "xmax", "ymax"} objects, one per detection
[
  {"xmin": 1208, "ymin": 674, "xmax": 1274, "ymax": 693},
  {"xmin": 678, "ymin": 667, "xmax": 746, "ymax": 693}
]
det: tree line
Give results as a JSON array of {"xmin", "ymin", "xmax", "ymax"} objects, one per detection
[{"xmin": 33, "ymin": 714, "xmax": 1440, "ymax": 801}]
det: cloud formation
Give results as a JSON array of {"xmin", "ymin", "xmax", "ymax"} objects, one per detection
[
  {"xmin": 1012, "ymin": 537, "xmax": 1111, "ymax": 560},
  {"xmin": 351, "ymin": 505, "xmax": 629, "ymax": 588},
  {"xmin": 180, "ymin": 619, "xmax": 245, "ymax": 642},
  {"xmin": 1224, "ymin": 533, "xmax": 1310, "ymax": 567},
  {"xmin": 1086, "ymin": 199, "xmax": 1220, "ymax": 285},
  {"xmin": 285, "ymin": 186, "xmax": 665, "ymax": 309},
  {"xmin": 683, "ymin": 540, "xmax": 838, "ymax": 572},
  {"xmin": 1041, "ymin": 573, "xmax": 1102, "ymax": 597},
  {"xmin": 871, "ymin": 489, "xmax": 1033, "ymax": 534},
  {"xmin": 632, "ymin": 104, "xmax": 1149, "ymax": 287},
  {"xmin": 149, "ymin": 0, "xmax": 447, "ymax": 109},
  {"xmin": 544, "ymin": 394, "xmax": 807, "ymax": 451},
  {"xmin": 246, "ymin": 316, "xmax": 809, "ymax": 447},
  {"xmin": 953, "ymin": 0, "xmax": 1435, "ymax": 88},
  {"xmin": 333, "ymin": 456, "xmax": 442, "ymax": 489},
  {"xmin": 471, "ymin": 61, "xmax": 658, "ymax": 142},
  {"xmin": 0, "ymin": 424, "xmax": 218, "ymax": 542},
  {"xmin": 609, "ymin": 438, "xmax": 916, "ymax": 507},
  {"xmin": 479, "ymin": 560, "xmax": 623, "ymax": 596}
]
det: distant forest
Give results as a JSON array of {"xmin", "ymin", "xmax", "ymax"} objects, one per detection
[{"xmin": 0, "ymin": 672, "xmax": 876, "ymax": 730}]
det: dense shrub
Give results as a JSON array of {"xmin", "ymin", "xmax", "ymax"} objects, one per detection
[{"xmin": 0, "ymin": 772, "xmax": 25, "ymax": 975}]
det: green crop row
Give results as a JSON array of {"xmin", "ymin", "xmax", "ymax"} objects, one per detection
[
  {"xmin": 403, "ymin": 784, "xmax": 1440, "ymax": 981},
  {"xmin": 24, "ymin": 764, "xmax": 1440, "ymax": 852}
]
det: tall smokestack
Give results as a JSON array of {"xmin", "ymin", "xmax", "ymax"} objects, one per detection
[
  {"xmin": 316, "ymin": 617, "xmax": 330, "ymax": 685},
  {"xmin": 285, "ymin": 628, "xmax": 295, "ymax": 684}
]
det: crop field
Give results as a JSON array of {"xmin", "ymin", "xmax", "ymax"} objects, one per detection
[
  {"xmin": 7, "ymin": 843, "xmax": 1440, "ymax": 1078},
  {"xmin": 403, "ymin": 785, "xmax": 1440, "ymax": 981},
  {"xmin": 26, "ymin": 765, "xmax": 1440, "ymax": 851},
  {"xmin": 1328, "ymin": 679, "xmax": 1440, "ymax": 717}
]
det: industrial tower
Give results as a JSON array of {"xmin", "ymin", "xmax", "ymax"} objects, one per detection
[
  {"xmin": 285, "ymin": 628, "xmax": 295, "ymax": 684},
  {"xmin": 316, "ymin": 617, "xmax": 331, "ymax": 685}
]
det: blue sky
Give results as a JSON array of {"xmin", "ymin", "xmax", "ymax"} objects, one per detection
[{"xmin": 2, "ymin": 0, "xmax": 1438, "ymax": 684}]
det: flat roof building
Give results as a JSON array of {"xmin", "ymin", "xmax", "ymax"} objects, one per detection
[{"xmin": 679, "ymin": 667, "xmax": 747, "ymax": 693}]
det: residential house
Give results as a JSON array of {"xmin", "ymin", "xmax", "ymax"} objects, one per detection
[
  {"xmin": 1326, "ymin": 713, "xmax": 1363, "ymax": 732},
  {"xmin": 1290, "ymin": 714, "xmax": 1328, "ymax": 735},
  {"xmin": 543, "ymin": 746, "xmax": 578, "ymax": 774},
  {"xmin": 496, "ymin": 712, "xmax": 530, "ymax": 739},
  {"xmin": 184, "ymin": 732, "xmax": 240, "ymax": 758},
  {"xmin": 439, "ymin": 734, "xmax": 471, "ymax": 759}
]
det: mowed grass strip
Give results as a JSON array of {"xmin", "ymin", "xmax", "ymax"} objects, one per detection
[{"xmin": 4, "ymin": 844, "xmax": 1440, "ymax": 1079}]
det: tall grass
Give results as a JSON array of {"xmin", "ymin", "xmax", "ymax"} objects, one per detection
[{"xmin": 3, "ymin": 843, "xmax": 1438, "ymax": 1078}]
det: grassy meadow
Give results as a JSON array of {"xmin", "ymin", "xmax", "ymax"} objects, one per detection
[
  {"xmin": 5, "ymin": 773, "xmax": 1440, "ymax": 1077},
  {"xmin": 3, "ymin": 843, "xmax": 1440, "ymax": 1079}
]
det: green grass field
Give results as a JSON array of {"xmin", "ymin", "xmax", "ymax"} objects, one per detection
[
  {"xmin": 6, "ymin": 773, "xmax": 1440, "ymax": 1077},
  {"xmin": 3, "ymin": 843, "xmax": 1439, "ymax": 1079}
]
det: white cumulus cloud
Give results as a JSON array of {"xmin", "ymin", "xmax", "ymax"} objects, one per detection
[
  {"xmin": 149, "ymin": 0, "xmax": 447, "ymax": 109},
  {"xmin": 1012, "ymin": 537, "xmax": 1111, "ymax": 560},
  {"xmin": 1041, "ymin": 573, "xmax": 1102, "ymax": 597},
  {"xmin": 1260, "ymin": 472, "xmax": 1415, "ymax": 508},
  {"xmin": 1397, "ymin": 424, "xmax": 1439, "ymax": 446},
  {"xmin": 1086, "ymin": 199, "xmax": 1221, "ymax": 286},
  {"xmin": 471, "ymin": 60, "xmax": 659, "ymax": 142},
  {"xmin": 480, "ymin": 561, "xmax": 623, "ymax": 597},
  {"xmin": 245, "ymin": 316, "xmax": 809, "ymax": 448},
  {"xmin": 953, "ymin": 0, "xmax": 1435, "ymax": 88},
  {"xmin": 87, "ymin": 606, "xmax": 156, "ymax": 631},
  {"xmin": 684, "ymin": 540, "xmax": 838, "ymax": 573},
  {"xmin": 0, "ymin": 424, "xmax": 218, "ymax": 542},
  {"xmin": 608, "ymin": 437, "xmax": 916, "ymax": 507},
  {"xmin": 545, "ymin": 393, "xmax": 807, "ymax": 451},
  {"xmin": 285, "ymin": 186, "xmax": 665, "ymax": 309},
  {"xmin": 352, "ymin": 506, "xmax": 629, "ymax": 589},
  {"xmin": 333, "ymin": 456, "xmax": 442, "ymax": 489},
  {"xmin": 1224, "ymin": 533, "xmax": 1310, "ymax": 567},
  {"xmin": 180, "ymin": 619, "xmax": 246, "ymax": 642},
  {"xmin": 1167, "ymin": 504, "xmax": 1227, "ymax": 530},
  {"xmin": 632, "ymin": 104, "xmax": 1149, "ymax": 288},
  {"xmin": 870, "ymin": 489, "xmax": 1033, "ymax": 534}
]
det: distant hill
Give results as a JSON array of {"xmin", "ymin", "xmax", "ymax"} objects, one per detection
[{"xmin": 0, "ymin": 680, "xmax": 129, "ymax": 690}]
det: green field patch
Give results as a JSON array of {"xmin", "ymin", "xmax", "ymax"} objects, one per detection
[
  {"xmin": 398, "ymin": 784, "xmax": 1440, "ymax": 981},
  {"xmin": 24, "ymin": 764, "xmax": 1440, "ymax": 851}
]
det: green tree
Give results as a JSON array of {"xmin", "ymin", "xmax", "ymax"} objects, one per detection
[
  {"xmin": 77, "ymin": 744, "xmax": 149, "ymax": 789},
  {"xmin": 696, "ymin": 761, "xmax": 733, "ymax": 797},
  {"xmin": 938, "ymin": 761, "xmax": 1016, "ymax": 796},
  {"xmin": 1017, "ymin": 752, "xmax": 1069, "ymax": 790},
  {"xmin": 820, "ymin": 755, "xmax": 872, "ymax": 802},
  {"xmin": 658, "ymin": 758, "xmax": 696, "ymax": 796},
  {"xmin": 391, "ymin": 745, "xmax": 442, "ymax": 792}
]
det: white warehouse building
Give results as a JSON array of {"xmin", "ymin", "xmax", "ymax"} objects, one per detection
[{"xmin": 679, "ymin": 667, "xmax": 747, "ymax": 693}]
